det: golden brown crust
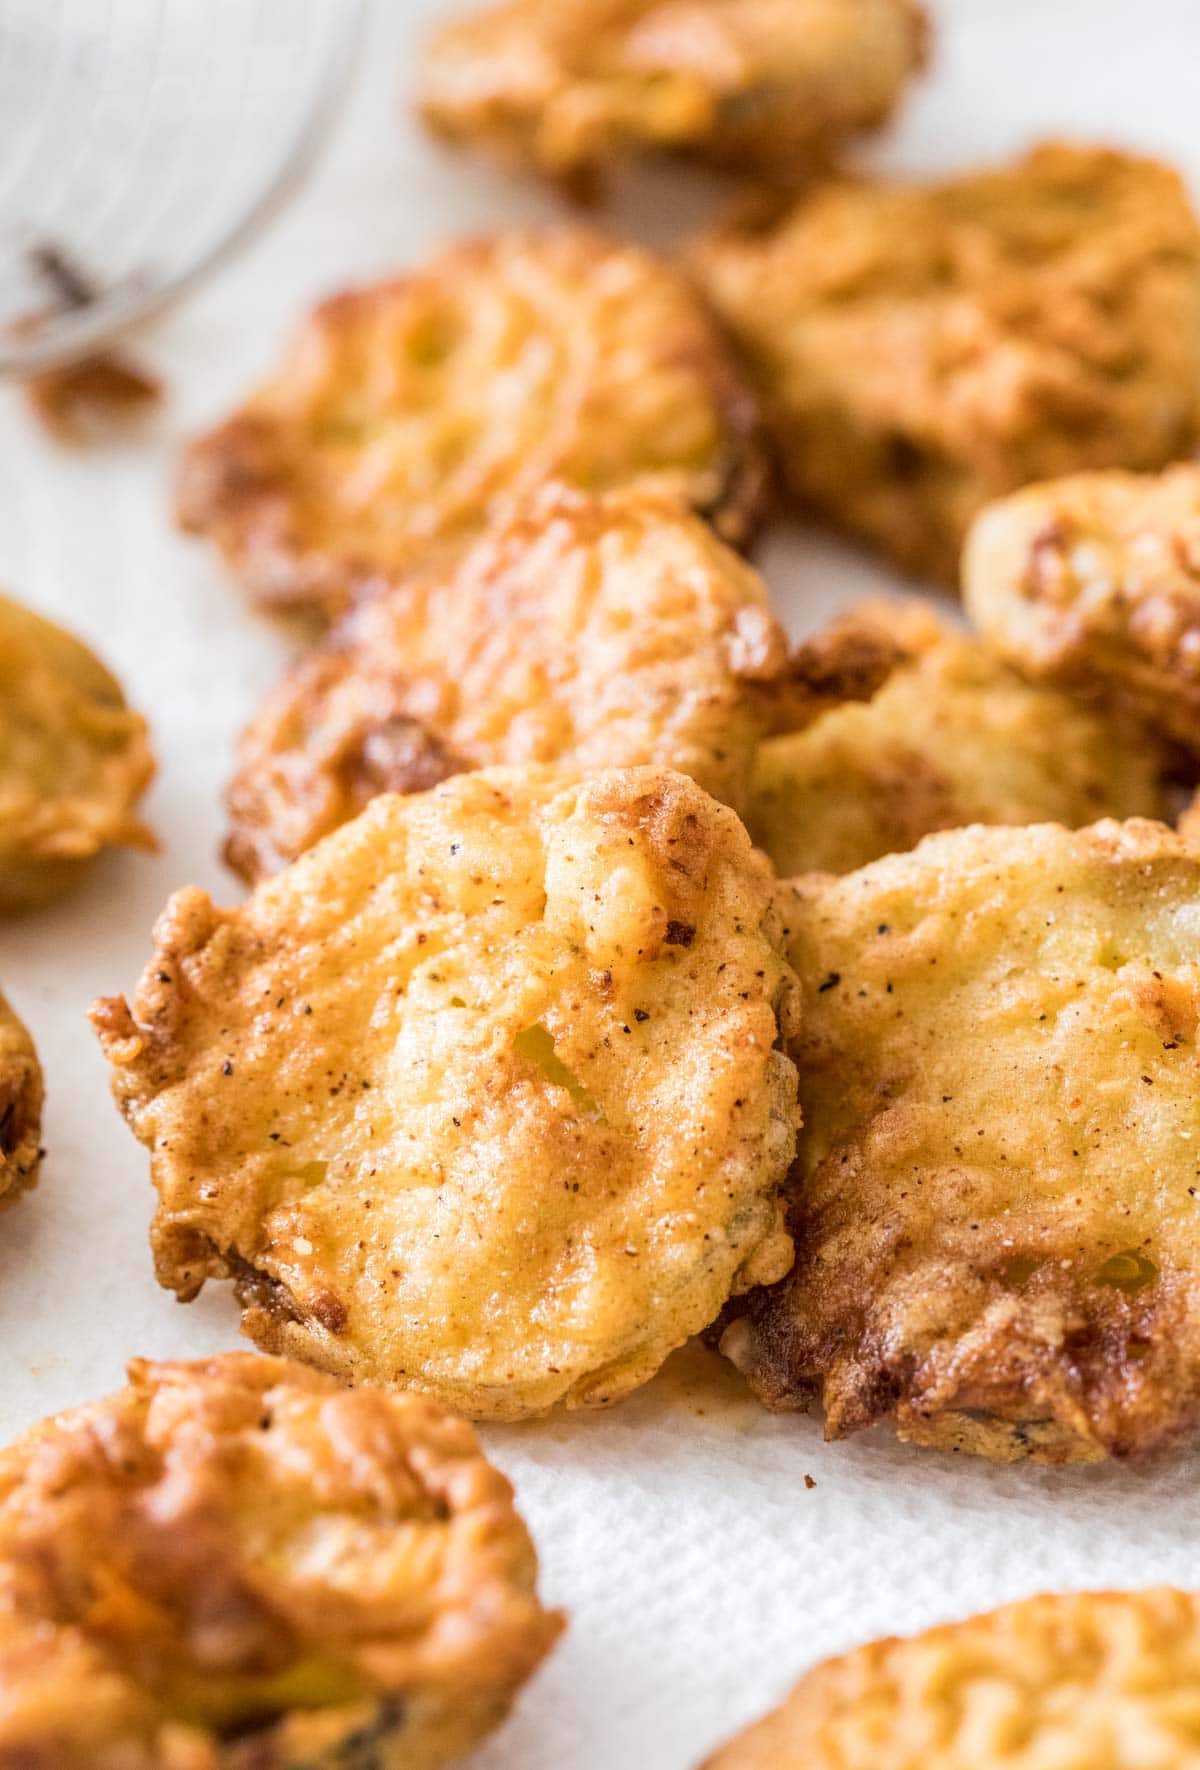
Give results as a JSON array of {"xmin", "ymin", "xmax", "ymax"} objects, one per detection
[
  {"xmin": 94, "ymin": 767, "xmax": 801, "ymax": 1420},
  {"xmin": 0, "ymin": 1351, "xmax": 562, "ymax": 1770},
  {"xmin": 0, "ymin": 990, "xmax": 42, "ymax": 1210},
  {"xmin": 224, "ymin": 483, "xmax": 797, "ymax": 882},
  {"xmin": 177, "ymin": 229, "xmax": 769, "ymax": 619},
  {"xmin": 692, "ymin": 142, "xmax": 1200, "ymax": 586},
  {"xmin": 965, "ymin": 463, "xmax": 1200, "ymax": 755},
  {"xmin": 723, "ymin": 818, "xmax": 1200, "ymax": 1463},
  {"xmin": 701, "ymin": 1589, "xmax": 1200, "ymax": 1770},
  {"xmin": 0, "ymin": 593, "xmax": 155, "ymax": 911},
  {"xmin": 746, "ymin": 599, "xmax": 1170, "ymax": 875},
  {"xmin": 418, "ymin": 0, "xmax": 928, "ymax": 195}
]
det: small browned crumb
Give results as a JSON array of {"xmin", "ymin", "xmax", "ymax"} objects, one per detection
[
  {"xmin": 965, "ymin": 462, "xmax": 1200, "ymax": 756},
  {"xmin": 24, "ymin": 354, "xmax": 161, "ymax": 443},
  {"xmin": 0, "ymin": 592, "xmax": 155, "ymax": 912},
  {"xmin": 177, "ymin": 227, "xmax": 769, "ymax": 621},
  {"xmin": 93, "ymin": 767, "xmax": 801, "ymax": 1421},
  {"xmin": 0, "ymin": 1351, "xmax": 562, "ymax": 1770},
  {"xmin": 700, "ymin": 1590, "xmax": 1200, "ymax": 1769},
  {"xmin": 418, "ymin": 0, "xmax": 928, "ymax": 197},
  {"xmin": 723, "ymin": 818, "xmax": 1200, "ymax": 1464},
  {"xmin": 223, "ymin": 482, "xmax": 896, "ymax": 884},
  {"xmin": 692, "ymin": 142, "xmax": 1200, "ymax": 586},
  {"xmin": 0, "ymin": 989, "xmax": 42, "ymax": 1209},
  {"xmin": 802, "ymin": 1473, "xmax": 815, "ymax": 1490},
  {"xmin": 746, "ymin": 599, "xmax": 1171, "ymax": 876},
  {"xmin": 14, "ymin": 243, "xmax": 162, "ymax": 443},
  {"xmin": 774, "ymin": 604, "xmax": 912, "ymax": 736}
]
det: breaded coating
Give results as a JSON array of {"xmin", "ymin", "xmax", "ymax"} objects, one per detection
[
  {"xmin": 0, "ymin": 990, "xmax": 42, "ymax": 1209},
  {"xmin": 746, "ymin": 600, "xmax": 1169, "ymax": 876},
  {"xmin": 93, "ymin": 768, "xmax": 801, "ymax": 1420},
  {"xmin": 0, "ymin": 593, "xmax": 155, "ymax": 911},
  {"xmin": 177, "ymin": 229, "xmax": 768, "ymax": 619},
  {"xmin": 0, "ymin": 1352, "xmax": 561, "ymax": 1770},
  {"xmin": 418, "ymin": 0, "xmax": 928, "ymax": 196},
  {"xmin": 223, "ymin": 483, "xmax": 889, "ymax": 884},
  {"xmin": 965, "ymin": 463, "xmax": 1200, "ymax": 755},
  {"xmin": 722, "ymin": 819, "xmax": 1200, "ymax": 1463},
  {"xmin": 692, "ymin": 143, "xmax": 1200, "ymax": 585},
  {"xmin": 701, "ymin": 1589, "xmax": 1200, "ymax": 1770}
]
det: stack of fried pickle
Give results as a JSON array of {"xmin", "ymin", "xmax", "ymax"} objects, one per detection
[{"xmin": 5, "ymin": 4, "xmax": 1200, "ymax": 1766}]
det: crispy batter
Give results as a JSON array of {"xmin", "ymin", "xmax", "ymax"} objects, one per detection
[
  {"xmin": 965, "ymin": 464, "xmax": 1200, "ymax": 755},
  {"xmin": 0, "ymin": 990, "xmax": 42, "ymax": 1210},
  {"xmin": 692, "ymin": 143, "xmax": 1200, "ymax": 585},
  {"xmin": 0, "ymin": 1351, "xmax": 561, "ymax": 1770},
  {"xmin": 746, "ymin": 600, "xmax": 1169, "ymax": 876},
  {"xmin": 701, "ymin": 1589, "xmax": 1200, "ymax": 1770},
  {"xmin": 223, "ymin": 484, "xmax": 787, "ymax": 880},
  {"xmin": 722, "ymin": 819, "xmax": 1200, "ymax": 1463},
  {"xmin": 93, "ymin": 768, "xmax": 801, "ymax": 1420},
  {"xmin": 0, "ymin": 592, "xmax": 155, "ymax": 911},
  {"xmin": 223, "ymin": 483, "xmax": 819, "ymax": 883},
  {"xmin": 418, "ymin": 0, "xmax": 928, "ymax": 196},
  {"xmin": 177, "ymin": 229, "xmax": 768, "ymax": 620}
]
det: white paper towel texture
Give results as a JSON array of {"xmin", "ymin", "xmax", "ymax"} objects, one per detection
[{"xmin": 1, "ymin": 4, "xmax": 1198, "ymax": 1766}]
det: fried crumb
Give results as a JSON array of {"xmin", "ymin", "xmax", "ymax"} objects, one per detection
[
  {"xmin": 24, "ymin": 354, "xmax": 161, "ymax": 443},
  {"xmin": 14, "ymin": 242, "xmax": 162, "ymax": 444}
]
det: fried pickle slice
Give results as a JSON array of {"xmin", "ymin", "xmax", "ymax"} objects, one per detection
[
  {"xmin": 0, "ymin": 1351, "xmax": 561, "ymax": 1770},
  {"xmin": 417, "ymin": 0, "xmax": 928, "ymax": 196},
  {"xmin": 0, "ymin": 990, "xmax": 42, "ymax": 1209},
  {"xmin": 701, "ymin": 1589, "xmax": 1200, "ymax": 1770},
  {"xmin": 722, "ymin": 818, "xmax": 1200, "ymax": 1463},
  {"xmin": 177, "ymin": 229, "xmax": 768, "ymax": 620},
  {"xmin": 223, "ymin": 483, "xmax": 898, "ymax": 884},
  {"xmin": 0, "ymin": 593, "xmax": 154, "ymax": 911},
  {"xmin": 745, "ymin": 600, "xmax": 1169, "ymax": 876},
  {"xmin": 965, "ymin": 463, "xmax": 1200, "ymax": 756},
  {"xmin": 93, "ymin": 767, "xmax": 800, "ymax": 1420},
  {"xmin": 692, "ymin": 143, "xmax": 1200, "ymax": 585}
]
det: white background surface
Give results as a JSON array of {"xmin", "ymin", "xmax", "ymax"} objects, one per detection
[{"xmin": 2, "ymin": 4, "xmax": 1200, "ymax": 1766}]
